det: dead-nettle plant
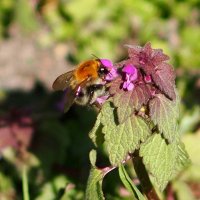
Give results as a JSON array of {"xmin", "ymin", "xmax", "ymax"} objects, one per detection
[{"xmin": 85, "ymin": 42, "xmax": 190, "ymax": 200}]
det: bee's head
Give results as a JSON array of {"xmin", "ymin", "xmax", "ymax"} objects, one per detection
[
  {"xmin": 98, "ymin": 66, "xmax": 109, "ymax": 78},
  {"xmin": 96, "ymin": 58, "xmax": 118, "ymax": 81}
]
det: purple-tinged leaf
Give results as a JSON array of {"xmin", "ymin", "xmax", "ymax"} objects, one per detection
[
  {"xmin": 110, "ymin": 82, "xmax": 151, "ymax": 123},
  {"xmin": 149, "ymin": 94, "xmax": 179, "ymax": 143},
  {"xmin": 151, "ymin": 48, "xmax": 170, "ymax": 66},
  {"xmin": 151, "ymin": 62, "xmax": 176, "ymax": 100},
  {"xmin": 123, "ymin": 43, "xmax": 175, "ymax": 99},
  {"xmin": 109, "ymin": 77, "xmax": 123, "ymax": 95},
  {"xmin": 125, "ymin": 44, "xmax": 142, "ymax": 66},
  {"xmin": 126, "ymin": 42, "xmax": 169, "ymax": 67}
]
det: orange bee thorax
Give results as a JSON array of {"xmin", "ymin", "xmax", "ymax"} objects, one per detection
[{"xmin": 74, "ymin": 60, "xmax": 100, "ymax": 83}]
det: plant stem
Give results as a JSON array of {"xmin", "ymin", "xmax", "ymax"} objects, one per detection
[
  {"xmin": 22, "ymin": 164, "xmax": 30, "ymax": 200},
  {"xmin": 132, "ymin": 151, "xmax": 160, "ymax": 200}
]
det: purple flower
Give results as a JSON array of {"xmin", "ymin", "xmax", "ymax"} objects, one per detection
[
  {"xmin": 100, "ymin": 59, "xmax": 113, "ymax": 67},
  {"xmin": 96, "ymin": 95, "xmax": 109, "ymax": 105},
  {"xmin": 100, "ymin": 59, "xmax": 118, "ymax": 81},
  {"xmin": 122, "ymin": 64, "xmax": 138, "ymax": 91}
]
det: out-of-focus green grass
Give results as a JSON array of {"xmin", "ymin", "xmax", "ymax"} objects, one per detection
[{"xmin": 0, "ymin": 0, "xmax": 199, "ymax": 199}]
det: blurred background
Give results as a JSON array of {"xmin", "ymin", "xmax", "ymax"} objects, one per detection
[{"xmin": 0, "ymin": 0, "xmax": 199, "ymax": 199}]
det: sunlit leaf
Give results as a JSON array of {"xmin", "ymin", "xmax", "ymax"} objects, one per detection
[
  {"xmin": 85, "ymin": 168, "xmax": 104, "ymax": 200},
  {"xmin": 173, "ymin": 181, "xmax": 195, "ymax": 200},
  {"xmin": 89, "ymin": 149, "xmax": 97, "ymax": 167},
  {"xmin": 149, "ymin": 94, "xmax": 179, "ymax": 143},
  {"xmin": 118, "ymin": 164, "xmax": 146, "ymax": 200},
  {"xmin": 151, "ymin": 62, "xmax": 176, "ymax": 100},
  {"xmin": 172, "ymin": 142, "xmax": 191, "ymax": 178},
  {"xmin": 102, "ymin": 104, "xmax": 150, "ymax": 165},
  {"xmin": 89, "ymin": 113, "xmax": 104, "ymax": 147},
  {"xmin": 140, "ymin": 134, "xmax": 177, "ymax": 191}
]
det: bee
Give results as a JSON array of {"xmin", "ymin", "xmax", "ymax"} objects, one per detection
[{"xmin": 52, "ymin": 59, "xmax": 110, "ymax": 112}]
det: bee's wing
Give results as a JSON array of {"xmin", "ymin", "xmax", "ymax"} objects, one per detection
[
  {"xmin": 63, "ymin": 87, "xmax": 76, "ymax": 113},
  {"xmin": 63, "ymin": 78, "xmax": 90, "ymax": 112},
  {"xmin": 52, "ymin": 71, "xmax": 74, "ymax": 91}
]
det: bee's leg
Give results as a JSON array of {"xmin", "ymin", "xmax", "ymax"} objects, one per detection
[
  {"xmin": 92, "ymin": 101, "xmax": 101, "ymax": 110},
  {"xmin": 88, "ymin": 84, "xmax": 104, "ymax": 104}
]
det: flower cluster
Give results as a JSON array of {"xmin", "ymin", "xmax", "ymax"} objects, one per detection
[
  {"xmin": 95, "ymin": 59, "xmax": 118, "ymax": 105},
  {"xmin": 96, "ymin": 60, "xmax": 139, "ymax": 105},
  {"xmin": 122, "ymin": 64, "xmax": 138, "ymax": 91}
]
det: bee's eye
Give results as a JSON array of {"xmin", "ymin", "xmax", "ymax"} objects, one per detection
[{"xmin": 98, "ymin": 67, "xmax": 109, "ymax": 76}]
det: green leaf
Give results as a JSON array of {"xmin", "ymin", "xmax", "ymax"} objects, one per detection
[
  {"xmin": 89, "ymin": 113, "xmax": 104, "ymax": 146},
  {"xmin": 173, "ymin": 181, "xmax": 195, "ymax": 200},
  {"xmin": 103, "ymin": 111, "xmax": 150, "ymax": 165},
  {"xmin": 172, "ymin": 142, "xmax": 190, "ymax": 178},
  {"xmin": 149, "ymin": 94, "xmax": 179, "ymax": 143},
  {"xmin": 89, "ymin": 101, "xmax": 116, "ymax": 147},
  {"xmin": 100, "ymin": 101, "xmax": 117, "ymax": 130},
  {"xmin": 89, "ymin": 149, "xmax": 97, "ymax": 167},
  {"xmin": 139, "ymin": 134, "xmax": 177, "ymax": 191},
  {"xmin": 66, "ymin": 0, "xmax": 98, "ymax": 23},
  {"xmin": 85, "ymin": 168, "xmax": 104, "ymax": 200},
  {"xmin": 118, "ymin": 164, "xmax": 146, "ymax": 200}
]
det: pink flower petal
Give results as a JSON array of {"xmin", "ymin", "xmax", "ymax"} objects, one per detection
[
  {"xmin": 129, "ymin": 72, "xmax": 138, "ymax": 82},
  {"xmin": 122, "ymin": 64, "xmax": 137, "ymax": 74},
  {"xmin": 123, "ymin": 81, "xmax": 128, "ymax": 89},
  {"xmin": 100, "ymin": 59, "xmax": 113, "ymax": 67},
  {"xmin": 96, "ymin": 95, "xmax": 109, "ymax": 105},
  {"xmin": 105, "ymin": 66, "xmax": 118, "ymax": 81},
  {"xmin": 127, "ymin": 83, "xmax": 134, "ymax": 91}
]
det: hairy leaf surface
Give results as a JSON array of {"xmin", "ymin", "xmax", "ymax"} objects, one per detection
[
  {"xmin": 118, "ymin": 164, "xmax": 146, "ymax": 200},
  {"xmin": 140, "ymin": 134, "xmax": 177, "ymax": 191},
  {"xmin": 151, "ymin": 62, "xmax": 176, "ymax": 100},
  {"xmin": 110, "ymin": 84, "xmax": 151, "ymax": 123},
  {"xmin": 172, "ymin": 142, "xmax": 191, "ymax": 178},
  {"xmin": 86, "ymin": 168, "xmax": 104, "ymax": 200},
  {"xmin": 89, "ymin": 149, "xmax": 97, "ymax": 167},
  {"xmin": 103, "ymin": 113, "xmax": 150, "ymax": 165},
  {"xmin": 149, "ymin": 94, "xmax": 179, "ymax": 142},
  {"xmin": 89, "ymin": 113, "xmax": 104, "ymax": 146}
]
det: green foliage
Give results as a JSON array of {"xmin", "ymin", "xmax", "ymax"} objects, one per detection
[
  {"xmin": 86, "ymin": 43, "xmax": 191, "ymax": 199},
  {"xmin": 173, "ymin": 181, "xmax": 196, "ymax": 200},
  {"xmin": 140, "ymin": 134, "xmax": 177, "ymax": 191},
  {"xmin": 89, "ymin": 112, "xmax": 104, "ymax": 146},
  {"xmin": 86, "ymin": 168, "xmax": 104, "ymax": 200},
  {"xmin": 118, "ymin": 164, "xmax": 145, "ymax": 200},
  {"xmin": 149, "ymin": 94, "xmax": 179, "ymax": 142},
  {"xmin": 89, "ymin": 149, "xmax": 97, "ymax": 167},
  {"xmin": 0, "ymin": 0, "xmax": 15, "ymax": 37},
  {"xmin": 15, "ymin": 0, "xmax": 38, "ymax": 32},
  {"xmin": 104, "ymin": 115, "xmax": 150, "ymax": 165},
  {"xmin": 91, "ymin": 102, "xmax": 150, "ymax": 165},
  {"xmin": 0, "ymin": 0, "xmax": 199, "ymax": 199},
  {"xmin": 0, "ymin": 0, "xmax": 199, "ymax": 68}
]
